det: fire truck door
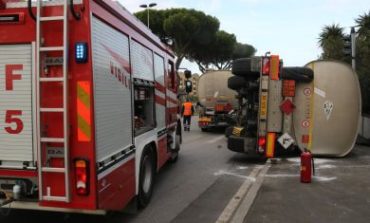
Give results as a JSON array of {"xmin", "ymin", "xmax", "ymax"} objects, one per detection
[{"xmin": 0, "ymin": 44, "xmax": 35, "ymax": 169}]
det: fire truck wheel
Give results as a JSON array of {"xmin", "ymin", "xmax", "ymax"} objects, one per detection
[
  {"xmin": 281, "ymin": 67, "xmax": 314, "ymax": 83},
  {"xmin": 169, "ymin": 150, "xmax": 179, "ymax": 163},
  {"xmin": 201, "ymin": 127, "xmax": 208, "ymax": 132},
  {"xmin": 169, "ymin": 134, "xmax": 180, "ymax": 163},
  {"xmin": 232, "ymin": 58, "xmax": 260, "ymax": 78},
  {"xmin": 228, "ymin": 76, "xmax": 246, "ymax": 91},
  {"xmin": 177, "ymin": 120, "xmax": 183, "ymax": 144},
  {"xmin": 138, "ymin": 147, "xmax": 155, "ymax": 208}
]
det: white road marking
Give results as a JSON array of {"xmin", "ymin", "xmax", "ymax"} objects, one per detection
[
  {"xmin": 315, "ymin": 176, "xmax": 337, "ymax": 182},
  {"xmin": 287, "ymin": 157, "xmax": 334, "ymax": 164},
  {"xmin": 265, "ymin": 174, "xmax": 299, "ymax": 178},
  {"xmin": 214, "ymin": 170, "xmax": 256, "ymax": 182},
  {"xmin": 315, "ymin": 164, "xmax": 336, "ymax": 169},
  {"xmin": 340, "ymin": 165, "xmax": 370, "ymax": 168},
  {"xmin": 216, "ymin": 164, "xmax": 270, "ymax": 223},
  {"xmin": 265, "ymin": 174, "xmax": 337, "ymax": 182},
  {"xmin": 254, "ymin": 165, "xmax": 266, "ymax": 169},
  {"xmin": 236, "ymin": 166, "xmax": 249, "ymax": 170},
  {"xmin": 316, "ymin": 164, "xmax": 370, "ymax": 169},
  {"xmin": 286, "ymin": 158, "xmax": 370, "ymax": 170},
  {"xmin": 206, "ymin": 135, "xmax": 225, "ymax": 144}
]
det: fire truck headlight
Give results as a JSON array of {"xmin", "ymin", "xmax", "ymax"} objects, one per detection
[{"xmin": 75, "ymin": 42, "xmax": 88, "ymax": 63}]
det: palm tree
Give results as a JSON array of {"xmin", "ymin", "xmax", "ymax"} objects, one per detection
[
  {"xmin": 355, "ymin": 11, "xmax": 370, "ymax": 113},
  {"xmin": 355, "ymin": 11, "xmax": 370, "ymax": 38},
  {"xmin": 355, "ymin": 11, "xmax": 370, "ymax": 69},
  {"xmin": 318, "ymin": 24, "xmax": 346, "ymax": 60}
]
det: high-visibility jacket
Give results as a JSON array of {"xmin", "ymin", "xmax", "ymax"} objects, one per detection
[{"xmin": 182, "ymin": 102, "xmax": 194, "ymax": 116}]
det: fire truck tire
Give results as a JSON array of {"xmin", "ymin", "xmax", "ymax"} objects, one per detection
[
  {"xmin": 138, "ymin": 146, "xmax": 155, "ymax": 208},
  {"xmin": 232, "ymin": 58, "xmax": 260, "ymax": 78},
  {"xmin": 201, "ymin": 127, "xmax": 208, "ymax": 132},
  {"xmin": 169, "ymin": 134, "xmax": 180, "ymax": 163},
  {"xmin": 281, "ymin": 67, "xmax": 314, "ymax": 83},
  {"xmin": 169, "ymin": 151, "xmax": 179, "ymax": 163},
  {"xmin": 228, "ymin": 76, "xmax": 247, "ymax": 91},
  {"xmin": 177, "ymin": 120, "xmax": 183, "ymax": 144}
]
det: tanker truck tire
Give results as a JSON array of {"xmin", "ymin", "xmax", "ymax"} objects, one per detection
[
  {"xmin": 227, "ymin": 135, "xmax": 245, "ymax": 153},
  {"xmin": 281, "ymin": 67, "xmax": 314, "ymax": 83},
  {"xmin": 232, "ymin": 58, "xmax": 260, "ymax": 78},
  {"xmin": 228, "ymin": 76, "xmax": 247, "ymax": 91},
  {"xmin": 225, "ymin": 126, "xmax": 233, "ymax": 138}
]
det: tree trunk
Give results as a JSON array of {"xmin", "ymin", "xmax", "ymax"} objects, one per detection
[
  {"xmin": 175, "ymin": 56, "xmax": 184, "ymax": 70},
  {"xmin": 196, "ymin": 62, "xmax": 206, "ymax": 74}
]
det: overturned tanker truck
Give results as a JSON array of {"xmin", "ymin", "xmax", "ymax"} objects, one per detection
[{"xmin": 227, "ymin": 55, "xmax": 361, "ymax": 157}]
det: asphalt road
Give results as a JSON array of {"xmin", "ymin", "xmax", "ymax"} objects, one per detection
[
  {"xmin": 0, "ymin": 117, "xmax": 265, "ymax": 223},
  {"xmin": 246, "ymin": 145, "xmax": 370, "ymax": 223}
]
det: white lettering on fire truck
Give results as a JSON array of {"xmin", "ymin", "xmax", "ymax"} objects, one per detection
[{"xmin": 110, "ymin": 61, "xmax": 130, "ymax": 89}]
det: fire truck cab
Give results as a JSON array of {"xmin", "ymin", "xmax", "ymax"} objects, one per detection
[{"xmin": 0, "ymin": 0, "xmax": 181, "ymax": 214}]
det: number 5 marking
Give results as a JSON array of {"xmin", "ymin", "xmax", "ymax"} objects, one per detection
[{"xmin": 5, "ymin": 110, "xmax": 24, "ymax": 134}]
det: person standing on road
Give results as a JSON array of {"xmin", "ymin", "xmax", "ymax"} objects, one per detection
[{"xmin": 182, "ymin": 99, "xmax": 194, "ymax": 131}]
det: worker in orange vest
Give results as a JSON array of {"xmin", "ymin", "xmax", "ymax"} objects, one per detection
[{"xmin": 181, "ymin": 98, "xmax": 194, "ymax": 131}]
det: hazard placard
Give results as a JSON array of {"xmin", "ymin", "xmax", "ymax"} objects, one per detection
[
  {"xmin": 280, "ymin": 99, "xmax": 295, "ymax": 115},
  {"xmin": 278, "ymin": 133, "xmax": 295, "ymax": 149}
]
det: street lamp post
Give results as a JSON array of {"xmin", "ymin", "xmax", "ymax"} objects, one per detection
[
  {"xmin": 350, "ymin": 27, "xmax": 356, "ymax": 70},
  {"xmin": 140, "ymin": 3, "xmax": 157, "ymax": 29}
]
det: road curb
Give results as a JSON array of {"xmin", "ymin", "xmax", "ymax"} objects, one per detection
[{"xmin": 215, "ymin": 163, "xmax": 270, "ymax": 223}]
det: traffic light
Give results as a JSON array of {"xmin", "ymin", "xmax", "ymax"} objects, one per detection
[
  {"xmin": 185, "ymin": 80, "xmax": 192, "ymax": 93},
  {"xmin": 343, "ymin": 35, "xmax": 352, "ymax": 57},
  {"xmin": 184, "ymin": 69, "xmax": 192, "ymax": 79}
]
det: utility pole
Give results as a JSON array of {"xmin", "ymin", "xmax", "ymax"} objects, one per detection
[
  {"xmin": 350, "ymin": 27, "xmax": 356, "ymax": 70},
  {"xmin": 343, "ymin": 27, "xmax": 356, "ymax": 70}
]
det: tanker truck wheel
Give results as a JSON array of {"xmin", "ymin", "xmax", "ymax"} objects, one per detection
[
  {"xmin": 281, "ymin": 67, "xmax": 314, "ymax": 83},
  {"xmin": 225, "ymin": 126, "xmax": 233, "ymax": 138},
  {"xmin": 228, "ymin": 75, "xmax": 247, "ymax": 91},
  {"xmin": 232, "ymin": 58, "xmax": 260, "ymax": 78}
]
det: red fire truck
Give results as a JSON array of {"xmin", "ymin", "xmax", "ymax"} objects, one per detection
[{"xmin": 0, "ymin": 0, "xmax": 181, "ymax": 214}]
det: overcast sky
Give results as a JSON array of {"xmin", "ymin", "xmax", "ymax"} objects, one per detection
[{"xmin": 118, "ymin": 0, "xmax": 369, "ymax": 73}]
